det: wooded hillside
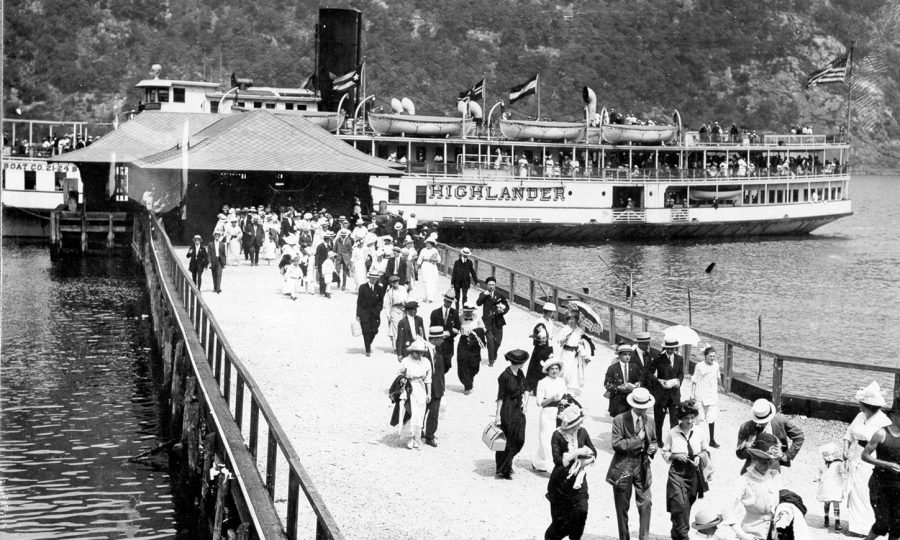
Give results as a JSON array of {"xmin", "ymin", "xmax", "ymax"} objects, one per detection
[{"xmin": 5, "ymin": 0, "xmax": 899, "ymax": 167}]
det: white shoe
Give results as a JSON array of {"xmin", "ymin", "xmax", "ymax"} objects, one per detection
[{"xmin": 406, "ymin": 439, "xmax": 414, "ymax": 449}]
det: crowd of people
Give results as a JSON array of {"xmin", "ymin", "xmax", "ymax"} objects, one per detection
[{"xmin": 5, "ymin": 134, "xmax": 96, "ymax": 157}]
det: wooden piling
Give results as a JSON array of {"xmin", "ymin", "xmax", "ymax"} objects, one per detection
[
  {"xmin": 212, "ymin": 470, "xmax": 231, "ymax": 539},
  {"xmin": 171, "ymin": 340, "xmax": 187, "ymax": 429},
  {"xmin": 182, "ymin": 376, "xmax": 201, "ymax": 476}
]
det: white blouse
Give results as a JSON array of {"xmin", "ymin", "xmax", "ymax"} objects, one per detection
[
  {"xmin": 662, "ymin": 425, "xmax": 709, "ymax": 463},
  {"xmin": 692, "ymin": 361, "xmax": 721, "ymax": 406}
]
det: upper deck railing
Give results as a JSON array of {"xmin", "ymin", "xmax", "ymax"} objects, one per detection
[
  {"xmin": 432, "ymin": 243, "xmax": 899, "ymax": 415},
  {"xmin": 389, "ymin": 163, "xmax": 850, "ymax": 183},
  {"xmin": 141, "ymin": 213, "xmax": 343, "ymax": 540}
]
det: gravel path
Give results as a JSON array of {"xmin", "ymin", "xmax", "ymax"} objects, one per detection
[{"xmin": 185, "ymin": 252, "xmax": 853, "ymax": 539}]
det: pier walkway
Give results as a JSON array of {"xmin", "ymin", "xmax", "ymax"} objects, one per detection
[{"xmin": 178, "ymin": 250, "xmax": 848, "ymax": 539}]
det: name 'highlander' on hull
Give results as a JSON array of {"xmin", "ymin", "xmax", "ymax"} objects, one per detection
[{"xmin": 126, "ymin": 7, "xmax": 851, "ymax": 243}]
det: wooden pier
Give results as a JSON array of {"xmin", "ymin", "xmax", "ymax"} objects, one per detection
[{"xmin": 50, "ymin": 209, "xmax": 132, "ymax": 258}]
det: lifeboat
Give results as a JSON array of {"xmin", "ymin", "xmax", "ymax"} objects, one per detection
[
  {"xmin": 368, "ymin": 112, "xmax": 473, "ymax": 137},
  {"xmin": 498, "ymin": 119, "xmax": 585, "ymax": 141},
  {"xmin": 299, "ymin": 111, "xmax": 344, "ymax": 131}
]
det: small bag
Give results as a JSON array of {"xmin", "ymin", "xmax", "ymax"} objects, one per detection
[
  {"xmin": 351, "ymin": 320, "xmax": 363, "ymax": 337},
  {"xmin": 482, "ymin": 422, "xmax": 507, "ymax": 452}
]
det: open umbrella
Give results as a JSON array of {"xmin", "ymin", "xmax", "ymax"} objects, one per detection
[
  {"xmin": 664, "ymin": 325, "xmax": 701, "ymax": 347},
  {"xmin": 567, "ymin": 301, "xmax": 604, "ymax": 337}
]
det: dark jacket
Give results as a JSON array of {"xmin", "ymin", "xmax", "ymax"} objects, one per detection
[
  {"xmin": 207, "ymin": 240, "xmax": 227, "ymax": 268},
  {"xmin": 356, "ymin": 282, "xmax": 385, "ymax": 333},
  {"xmin": 243, "ymin": 223, "xmax": 265, "ymax": 248},
  {"xmin": 604, "ymin": 361, "xmax": 644, "ymax": 416},
  {"xmin": 383, "ymin": 257, "xmax": 410, "ymax": 286},
  {"xmin": 429, "ymin": 305, "xmax": 461, "ymax": 364},
  {"xmin": 388, "ymin": 374, "xmax": 412, "ymax": 426},
  {"xmin": 476, "ymin": 290, "xmax": 508, "ymax": 329},
  {"xmin": 334, "ymin": 233, "xmax": 353, "ymax": 265},
  {"xmin": 645, "ymin": 351, "xmax": 684, "ymax": 399},
  {"xmin": 606, "ymin": 410, "xmax": 657, "ymax": 487},
  {"xmin": 736, "ymin": 415, "xmax": 805, "ymax": 474},
  {"xmin": 451, "ymin": 257, "xmax": 478, "ymax": 289},
  {"xmin": 187, "ymin": 244, "xmax": 209, "ymax": 272},
  {"xmin": 396, "ymin": 315, "xmax": 426, "ymax": 358}
]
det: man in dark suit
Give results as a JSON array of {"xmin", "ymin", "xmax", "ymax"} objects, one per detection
[
  {"xmin": 280, "ymin": 209, "xmax": 295, "ymax": 240},
  {"xmin": 356, "ymin": 271, "xmax": 385, "ymax": 356},
  {"xmin": 644, "ymin": 338, "xmax": 684, "ymax": 442},
  {"xmin": 316, "ymin": 230, "xmax": 335, "ymax": 295},
  {"xmin": 186, "ymin": 234, "xmax": 209, "ymax": 290},
  {"xmin": 424, "ymin": 326, "xmax": 446, "ymax": 447},
  {"xmin": 207, "ymin": 231, "xmax": 227, "ymax": 294},
  {"xmin": 476, "ymin": 276, "xmax": 507, "ymax": 366},
  {"xmin": 604, "ymin": 344, "xmax": 644, "ymax": 417},
  {"xmin": 607, "ymin": 387, "xmax": 657, "ymax": 540},
  {"xmin": 243, "ymin": 214, "xmax": 265, "ymax": 266},
  {"xmin": 429, "ymin": 290, "xmax": 461, "ymax": 371},
  {"xmin": 240, "ymin": 208, "xmax": 254, "ymax": 260},
  {"xmin": 629, "ymin": 331, "xmax": 652, "ymax": 373},
  {"xmin": 382, "ymin": 246, "xmax": 410, "ymax": 287},
  {"xmin": 735, "ymin": 398, "xmax": 805, "ymax": 474},
  {"xmin": 334, "ymin": 226, "xmax": 353, "ymax": 291},
  {"xmin": 450, "ymin": 248, "xmax": 479, "ymax": 311},
  {"xmin": 396, "ymin": 301, "xmax": 426, "ymax": 360}
]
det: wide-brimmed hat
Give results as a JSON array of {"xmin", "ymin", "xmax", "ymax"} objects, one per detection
[
  {"xmin": 302, "ymin": 212, "xmax": 312, "ymax": 219},
  {"xmin": 627, "ymin": 387, "xmax": 655, "ymax": 409},
  {"xmin": 367, "ymin": 270, "xmax": 381, "ymax": 278},
  {"xmin": 443, "ymin": 289, "xmax": 456, "ymax": 301},
  {"xmin": 820, "ymin": 442, "xmax": 840, "ymax": 462},
  {"xmin": 558, "ymin": 404, "xmax": 585, "ymax": 430},
  {"xmin": 338, "ymin": 228, "xmax": 350, "ymax": 236},
  {"xmin": 856, "ymin": 381, "xmax": 887, "ymax": 408},
  {"xmin": 428, "ymin": 326, "xmax": 444, "ymax": 339},
  {"xmin": 662, "ymin": 338, "xmax": 679, "ymax": 348},
  {"xmin": 750, "ymin": 399, "xmax": 776, "ymax": 424},
  {"xmin": 462, "ymin": 305, "xmax": 476, "ymax": 317},
  {"xmin": 217, "ymin": 213, "xmax": 226, "ymax": 220},
  {"xmin": 407, "ymin": 338, "xmax": 427, "ymax": 353},
  {"xmin": 505, "ymin": 349, "xmax": 529, "ymax": 364},
  {"xmin": 393, "ymin": 222, "xmax": 403, "ymax": 230},
  {"xmin": 541, "ymin": 356, "xmax": 564, "ymax": 374},
  {"xmin": 461, "ymin": 247, "xmax": 471, "ymax": 256},
  {"xmin": 425, "ymin": 235, "xmax": 437, "ymax": 245},
  {"xmin": 635, "ymin": 331, "xmax": 651, "ymax": 342},
  {"xmin": 616, "ymin": 343, "xmax": 633, "ymax": 355},
  {"xmin": 404, "ymin": 301, "xmax": 419, "ymax": 310},
  {"xmin": 542, "ymin": 302, "xmax": 557, "ymax": 312},
  {"xmin": 691, "ymin": 509, "xmax": 723, "ymax": 531},
  {"xmin": 747, "ymin": 432, "xmax": 784, "ymax": 461},
  {"xmin": 326, "ymin": 251, "xmax": 335, "ymax": 258}
]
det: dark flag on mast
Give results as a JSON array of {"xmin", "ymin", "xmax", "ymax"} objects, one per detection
[
  {"xmin": 509, "ymin": 74, "xmax": 538, "ymax": 104},
  {"xmin": 330, "ymin": 64, "xmax": 361, "ymax": 93},
  {"xmin": 806, "ymin": 52, "xmax": 850, "ymax": 87},
  {"xmin": 458, "ymin": 78, "xmax": 484, "ymax": 102}
]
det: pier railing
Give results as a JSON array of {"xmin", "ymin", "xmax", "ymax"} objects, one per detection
[
  {"xmin": 142, "ymin": 213, "xmax": 343, "ymax": 540},
  {"xmin": 434, "ymin": 243, "xmax": 900, "ymax": 419}
]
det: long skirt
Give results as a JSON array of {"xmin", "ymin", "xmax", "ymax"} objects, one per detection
[
  {"xmin": 282, "ymin": 277, "xmax": 299, "ymax": 296},
  {"xmin": 496, "ymin": 403, "xmax": 525, "ymax": 476},
  {"xmin": 227, "ymin": 239, "xmax": 241, "ymax": 265},
  {"xmin": 561, "ymin": 349, "xmax": 580, "ymax": 394},
  {"xmin": 532, "ymin": 406, "xmax": 557, "ymax": 472},
  {"xmin": 843, "ymin": 457, "xmax": 877, "ymax": 534},
  {"xmin": 420, "ymin": 261, "xmax": 438, "ymax": 302},
  {"xmin": 387, "ymin": 307, "xmax": 404, "ymax": 345},
  {"xmin": 402, "ymin": 379, "xmax": 427, "ymax": 438},
  {"xmin": 457, "ymin": 343, "xmax": 481, "ymax": 391},
  {"xmin": 352, "ymin": 263, "xmax": 367, "ymax": 292}
]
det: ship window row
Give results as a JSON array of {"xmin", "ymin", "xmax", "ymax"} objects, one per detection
[
  {"xmin": 1, "ymin": 170, "xmax": 67, "ymax": 191},
  {"xmin": 144, "ymin": 87, "xmax": 186, "ymax": 103}
]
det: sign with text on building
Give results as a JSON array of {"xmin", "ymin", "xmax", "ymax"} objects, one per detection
[
  {"xmin": 428, "ymin": 183, "xmax": 566, "ymax": 202},
  {"xmin": 2, "ymin": 161, "xmax": 79, "ymax": 173}
]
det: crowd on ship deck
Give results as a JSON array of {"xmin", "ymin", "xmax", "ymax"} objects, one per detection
[{"xmin": 3, "ymin": 133, "xmax": 97, "ymax": 158}]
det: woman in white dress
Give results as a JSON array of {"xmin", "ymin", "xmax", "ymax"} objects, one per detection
[
  {"xmin": 841, "ymin": 380, "xmax": 891, "ymax": 535},
  {"xmin": 691, "ymin": 345, "xmax": 723, "ymax": 448},
  {"xmin": 261, "ymin": 215, "xmax": 278, "ymax": 264},
  {"xmin": 533, "ymin": 357, "xmax": 567, "ymax": 472},
  {"xmin": 304, "ymin": 246, "xmax": 316, "ymax": 294},
  {"xmin": 225, "ymin": 218, "xmax": 242, "ymax": 265},
  {"xmin": 369, "ymin": 249, "xmax": 388, "ymax": 278},
  {"xmin": 350, "ymin": 238, "xmax": 368, "ymax": 290},
  {"xmin": 382, "ymin": 275, "xmax": 408, "ymax": 352},
  {"xmin": 417, "ymin": 236, "xmax": 440, "ymax": 303},
  {"xmin": 396, "ymin": 338, "xmax": 432, "ymax": 449},
  {"xmin": 558, "ymin": 314, "xmax": 584, "ymax": 395}
]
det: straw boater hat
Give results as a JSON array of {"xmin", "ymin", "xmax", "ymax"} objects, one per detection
[
  {"xmin": 324, "ymin": 230, "xmax": 335, "ymax": 238},
  {"xmin": 662, "ymin": 338, "xmax": 679, "ymax": 348},
  {"xmin": 193, "ymin": 234, "xmax": 202, "ymax": 241},
  {"xmin": 856, "ymin": 381, "xmax": 887, "ymax": 408},
  {"xmin": 626, "ymin": 387, "xmax": 656, "ymax": 409},
  {"xmin": 367, "ymin": 223, "xmax": 377, "ymax": 230},
  {"xmin": 356, "ymin": 219, "xmax": 365, "ymax": 226},
  {"xmin": 428, "ymin": 326, "xmax": 444, "ymax": 339},
  {"xmin": 541, "ymin": 356, "xmax": 564, "ymax": 373},
  {"xmin": 746, "ymin": 432, "xmax": 784, "ymax": 461},
  {"xmin": 443, "ymin": 289, "xmax": 456, "ymax": 301},
  {"xmin": 504, "ymin": 349, "xmax": 529, "ymax": 364},
  {"xmin": 407, "ymin": 338, "xmax": 427, "ymax": 354},
  {"xmin": 616, "ymin": 343, "xmax": 633, "ymax": 355},
  {"xmin": 691, "ymin": 509, "xmax": 723, "ymax": 531},
  {"xmin": 462, "ymin": 305, "xmax": 476, "ymax": 319},
  {"xmin": 367, "ymin": 270, "xmax": 380, "ymax": 278},
  {"xmin": 635, "ymin": 331, "xmax": 651, "ymax": 342},
  {"xmin": 750, "ymin": 399, "xmax": 777, "ymax": 424},
  {"xmin": 394, "ymin": 222, "xmax": 403, "ymax": 231},
  {"xmin": 461, "ymin": 247, "xmax": 471, "ymax": 256},
  {"xmin": 542, "ymin": 302, "xmax": 557, "ymax": 312},
  {"xmin": 558, "ymin": 404, "xmax": 585, "ymax": 430}
]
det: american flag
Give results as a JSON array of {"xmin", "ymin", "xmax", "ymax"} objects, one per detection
[
  {"xmin": 806, "ymin": 52, "xmax": 850, "ymax": 87},
  {"xmin": 330, "ymin": 65, "xmax": 361, "ymax": 92}
]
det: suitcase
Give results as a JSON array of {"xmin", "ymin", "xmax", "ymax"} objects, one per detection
[{"xmin": 482, "ymin": 422, "xmax": 507, "ymax": 452}]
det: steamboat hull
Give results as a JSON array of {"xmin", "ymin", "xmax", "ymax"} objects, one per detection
[{"xmin": 435, "ymin": 213, "xmax": 852, "ymax": 244}]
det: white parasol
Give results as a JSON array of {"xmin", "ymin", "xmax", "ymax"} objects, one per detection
[
  {"xmin": 663, "ymin": 325, "xmax": 701, "ymax": 347},
  {"xmin": 567, "ymin": 301, "xmax": 604, "ymax": 336}
]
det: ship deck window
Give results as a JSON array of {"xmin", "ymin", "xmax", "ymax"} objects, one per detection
[
  {"xmin": 173, "ymin": 88, "xmax": 185, "ymax": 103},
  {"xmin": 210, "ymin": 101, "xmax": 219, "ymax": 113},
  {"xmin": 55, "ymin": 172, "xmax": 66, "ymax": 191},
  {"xmin": 388, "ymin": 184, "xmax": 400, "ymax": 203},
  {"xmin": 158, "ymin": 88, "xmax": 169, "ymax": 102},
  {"xmin": 296, "ymin": 104, "xmax": 307, "ymax": 111},
  {"xmin": 265, "ymin": 103, "xmax": 275, "ymax": 109},
  {"xmin": 416, "ymin": 186, "xmax": 427, "ymax": 204},
  {"xmin": 237, "ymin": 101, "xmax": 245, "ymax": 108},
  {"xmin": 253, "ymin": 102, "xmax": 262, "ymax": 109},
  {"xmin": 24, "ymin": 170, "xmax": 36, "ymax": 191},
  {"xmin": 285, "ymin": 103, "xmax": 294, "ymax": 110}
]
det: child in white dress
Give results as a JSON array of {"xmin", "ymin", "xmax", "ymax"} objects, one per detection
[
  {"xmin": 815, "ymin": 442, "xmax": 847, "ymax": 531},
  {"xmin": 691, "ymin": 345, "xmax": 722, "ymax": 448}
]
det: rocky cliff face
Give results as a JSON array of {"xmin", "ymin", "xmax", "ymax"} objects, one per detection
[{"xmin": 5, "ymin": 0, "xmax": 898, "ymax": 167}]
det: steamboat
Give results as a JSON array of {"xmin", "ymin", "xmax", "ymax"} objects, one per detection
[{"xmin": 109, "ymin": 7, "xmax": 857, "ymax": 242}]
